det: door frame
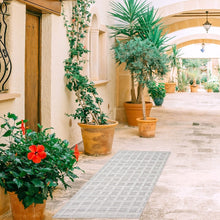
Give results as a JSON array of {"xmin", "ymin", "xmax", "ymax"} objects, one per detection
[{"xmin": 25, "ymin": 10, "xmax": 42, "ymax": 129}]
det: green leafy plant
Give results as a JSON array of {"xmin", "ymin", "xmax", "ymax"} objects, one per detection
[
  {"xmin": 169, "ymin": 44, "xmax": 181, "ymax": 82},
  {"xmin": 189, "ymin": 79, "xmax": 194, "ymax": 85},
  {"xmin": 213, "ymin": 86, "xmax": 219, "ymax": 92},
  {"xmin": 201, "ymin": 75, "xmax": 208, "ymax": 83},
  {"xmin": 0, "ymin": 113, "xmax": 80, "ymax": 208},
  {"xmin": 113, "ymin": 37, "xmax": 168, "ymax": 119},
  {"xmin": 177, "ymin": 72, "xmax": 188, "ymax": 92},
  {"xmin": 196, "ymin": 79, "xmax": 200, "ymax": 84},
  {"xmin": 204, "ymin": 81, "xmax": 215, "ymax": 90},
  {"xmin": 147, "ymin": 81, "xmax": 166, "ymax": 99},
  {"xmin": 62, "ymin": 0, "xmax": 107, "ymax": 125},
  {"xmin": 109, "ymin": 0, "xmax": 169, "ymax": 104}
]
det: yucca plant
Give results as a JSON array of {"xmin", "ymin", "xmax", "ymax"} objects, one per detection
[
  {"xmin": 108, "ymin": 0, "xmax": 149, "ymax": 39},
  {"xmin": 109, "ymin": 0, "xmax": 169, "ymax": 104},
  {"xmin": 169, "ymin": 44, "xmax": 182, "ymax": 82}
]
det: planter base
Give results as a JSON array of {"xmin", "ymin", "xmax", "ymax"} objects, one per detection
[
  {"xmin": 165, "ymin": 83, "xmax": 176, "ymax": 93},
  {"xmin": 136, "ymin": 117, "xmax": 158, "ymax": 138},
  {"xmin": 153, "ymin": 97, "xmax": 164, "ymax": 106},
  {"xmin": 124, "ymin": 102, "xmax": 153, "ymax": 126},
  {"xmin": 8, "ymin": 192, "xmax": 45, "ymax": 220},
  {"xmin": 190, "ymin": 85, "xmax": 198, "ymax": 92},
  {"xmin": 78, "ymin": 120, "xmax": 118, "ymax": 156},
  {"xmin": 0, "ymin": 187, "xmax": 9, "ymax": 215}
]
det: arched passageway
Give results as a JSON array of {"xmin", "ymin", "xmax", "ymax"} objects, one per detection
[{"xmin": 116, "ymin": 0, "xmax": 220, "ymax": 123}]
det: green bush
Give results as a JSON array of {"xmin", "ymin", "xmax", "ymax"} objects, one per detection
[
  {"xmin": 189, "ymin": 79, "xmax": 194, "ymax": 85},
  {"xmin": 147, "ymin": 81, "xmax": 166, "ymax": 99},
  {"xmin": 201, "ymin": 76, "xmax": 207, "ymax": 83}
]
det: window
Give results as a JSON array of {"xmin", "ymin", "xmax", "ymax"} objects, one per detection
[{"xmin": 89, "ymin": 14, "xmax": 107, "ymax": 82}]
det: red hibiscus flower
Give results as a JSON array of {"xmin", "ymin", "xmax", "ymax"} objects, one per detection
[
  {"xmin": 21, "ymin": 120, "xmax": 25, "ymax": 135},
  {"xmin": 72, "ymin": 18, "xmax": 76, "ymax": 23},
  {"xmin": 27, "ymin": 145, "xmax": 47, "ymax": 163},
  {"xmin": 74, "ymin": 144, "xmax": 80, "ymax": 161}
]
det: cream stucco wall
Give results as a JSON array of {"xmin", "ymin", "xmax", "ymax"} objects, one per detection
[
  {"xmin": 0, "ymin": 0, "xmax": 116, "ymax": 148},
  {"xmin": 41, "ymin": 0, "xmax": 116, "ymax": 146},
  {"xmin": 0, "ymin": 1, "xmax": 25, "ymax": 120}
]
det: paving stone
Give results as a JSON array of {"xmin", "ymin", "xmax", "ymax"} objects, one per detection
[{"xmin": 54, "ymin": 151, "xmax": 170, "ymax": 219}]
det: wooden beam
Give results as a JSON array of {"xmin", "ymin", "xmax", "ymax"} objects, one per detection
[{"xmin": 17, "ymin": 0, "xmax": 61, "ymax": 15}]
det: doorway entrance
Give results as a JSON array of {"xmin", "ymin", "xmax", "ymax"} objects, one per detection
[{"xmin": 25, "ymin": 11, "xmax": 41, "ymax": 131}]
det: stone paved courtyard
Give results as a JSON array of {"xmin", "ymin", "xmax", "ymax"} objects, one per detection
[{"xmin": 2, "ymin": 91, "xmax": 220, "ymax": 220}]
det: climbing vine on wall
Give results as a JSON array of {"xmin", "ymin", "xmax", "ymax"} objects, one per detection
[{"xmin": 62, "ymin": 0, "xmax": 107, "ymax": 125}]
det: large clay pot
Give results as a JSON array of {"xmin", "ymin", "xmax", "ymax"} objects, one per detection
[
  {"xmin": 207, "ymin": 89, "xmax": 213, "ymax": 93},
  {"xmin": 78, "ymin": 120, "xmax": 118, "ymax": 156},
  {"xmin": 124, "ymin": 102, "xmax": 153, "ymax": 126},
  {"xmin": 136, "ymin": 117, "xmax": 158, "ymax": 138},
  {"xmin": 190, "ymin": 85, "xmax": 198, "ymax": 92},
  {"xmin": 8, "ymin": 192, "xmax": 46, "ymax": 220},
  {"xmin": 165, "ymin": 82, "xmax": 176, "ymax": 93},
  {"xmin": 0, "ymin": 187, "xmax": 10, "ymax": 215}
]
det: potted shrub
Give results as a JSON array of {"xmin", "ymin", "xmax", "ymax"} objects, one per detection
[
  {"xmin": 213, "ymin": 83, "xmax": 219, "ymax": 92},
  {"xmin": 109, "ymin": 0, "xmax": 168, "ymax": 126},
  {"xmin": 62, "ymin": 1, "xmax": 118, "ymax": 155},
  {"xmin": 113, "ymin": 37, "xmax": 169, "ymax": 137},
  {"xmin": 0, "ymin": 113, "xmax": 80, "ymax": 219},
  {"xmin": 165, "ymin": 44, "xmax": 181, "ymax": 93},
  {"xmin": 204, "ymin": 81, "xmax": 215, "ymax": 92},
  {"xmin": 147, "ymin": 81, "xmax": 166, "ymax": 106},
  {"xmin": 189, "ymin": 79, "xmax": 198, "ymax": 92},
  {"xmin": 177, "ymin": 72, "xmax": 188, "ymax": 92}
]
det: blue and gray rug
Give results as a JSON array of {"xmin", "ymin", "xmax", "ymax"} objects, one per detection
[{"xmin": 54, "ymin": 151, "xmax": 170, "ymax": 219}]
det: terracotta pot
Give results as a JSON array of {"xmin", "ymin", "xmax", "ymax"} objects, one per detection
[
  {"xmin": 165, "ymin": 83, "xmax": 176, "ymax": 93},
  {"xmin": 190, "ymin": 85, "xmax": 198, "ymax": 92},
  {"xmin": 207, "ymin": 89, "xmax": 213, "ymax": 93},
  {"xmin": 124, "ymin": 102, "xmax": 153, "ymax": 126},
  {"xmin": 136, "ymin": 117, "xmax": 158, "ymax": 138},
  {"xmin": 8, "ymin": 192, "xmax": 46, "ymax": 220},
  {"xmin": 78, "ymin": 120, "xmax": 118, "ymax": 156},
  {"xmin": 0, "ymin": 187, "xmax": 10, "ymax": 215}
]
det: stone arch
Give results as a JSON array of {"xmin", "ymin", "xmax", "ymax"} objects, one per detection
[
  {"xmin": 165, "ymin": 18, "xmax": 220, "ymax": 34},
  {"xmin": 91, "ymin": 14, "xmax": 98, "ymax": 30},
  {"xmin": 177, "ymin": 39, "xmax": 220, "ymax": 49},
  {"xmin": 158, "ymin": 0, "xmax": 220, "ymax": 18}
]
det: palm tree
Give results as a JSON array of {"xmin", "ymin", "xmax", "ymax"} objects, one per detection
[
  {"xmin": 169, "ymin": 44, "xmax": 181, "ymax": 82},
  {"xmin": 108, "ymin": 0, "xmax": 149, "ymax": 39},
  {"xmin": 109, "ymin": 0, "xmax": 169, "ymax": 103}
]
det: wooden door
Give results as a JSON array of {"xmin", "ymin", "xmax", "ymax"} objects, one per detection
[{"xmin": 25, "ymin": 12, "xmax": 41, "ymax": 131}]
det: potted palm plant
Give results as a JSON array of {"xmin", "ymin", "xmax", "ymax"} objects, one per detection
[
  {"xmin": 109, "ymin": 0, "xmax": 168, "ymax": 126},
  {"xmin": 62, "ymin": 0, "xmax": 117, "ymax": 155},
  {"xmin": 113, "ymin": 37, "xmax": 169, "ymax": 137},
  {"xmin": 165, "ymin": 44, "xmax": 181, "ymax": 93}
]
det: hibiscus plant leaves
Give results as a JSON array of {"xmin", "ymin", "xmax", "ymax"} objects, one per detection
[{"xmin": 0, "ymin": 113, "xmax": 81, "ymax": 208}]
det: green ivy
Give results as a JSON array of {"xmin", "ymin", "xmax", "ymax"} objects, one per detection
[{"xmin": 62, "ymin": 0, "xmax": 107, "ymax": 125}]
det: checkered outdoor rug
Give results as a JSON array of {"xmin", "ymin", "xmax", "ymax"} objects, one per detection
[{"xmin": 54, "ymin": 151, "xmax": 170, "ymax": 219}]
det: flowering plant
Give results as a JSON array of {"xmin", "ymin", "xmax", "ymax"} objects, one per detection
[{"xmin": 0, "ymin": 113, "xmax": 80, "ymax": 208}]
